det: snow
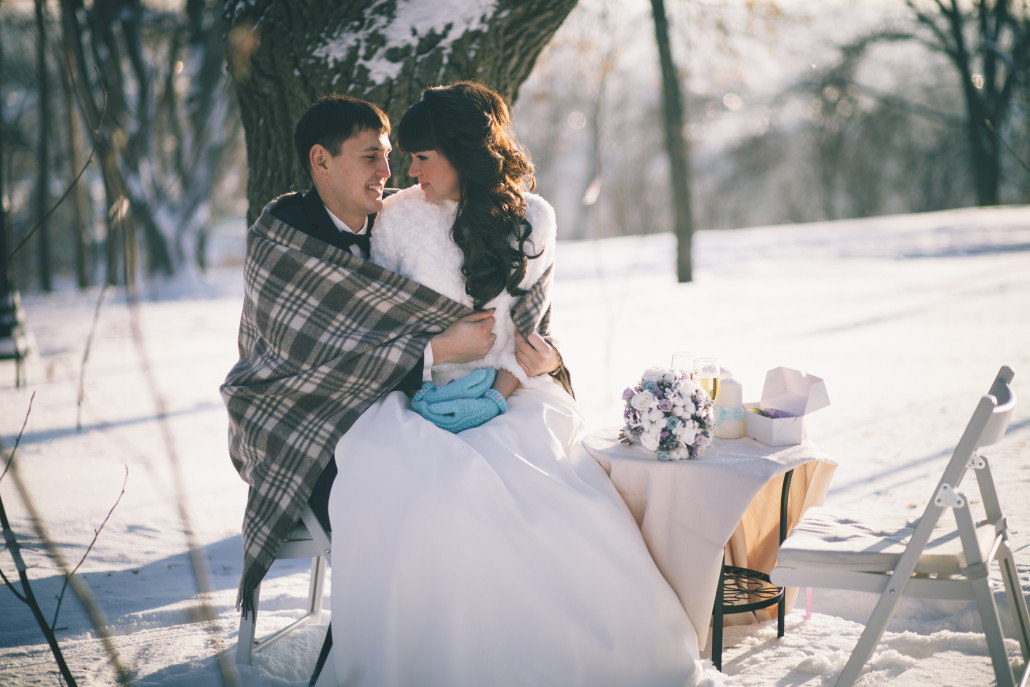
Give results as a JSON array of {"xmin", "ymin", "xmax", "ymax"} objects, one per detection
[
  {"xmin": 2, "ymin": 205, "xmax": 1029, "ymax": 686},
  {"xmin": 314, "ymin": 0, "xmax": 497, "ymax": 84}
]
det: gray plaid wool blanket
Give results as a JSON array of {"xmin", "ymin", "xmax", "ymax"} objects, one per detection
[{"xmin": 221, "ymin": 194, "xmax": 566, "ymax": 613}]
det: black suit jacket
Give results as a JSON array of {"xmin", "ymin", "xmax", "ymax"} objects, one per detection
[{"xmin": 272, "ymin": 187, "xmax": 424, "ymax": 530}]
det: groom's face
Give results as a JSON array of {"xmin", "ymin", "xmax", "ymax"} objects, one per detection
[{"xmin": 317, "ymin": 128, "xmax": 392, "ymax": 232}]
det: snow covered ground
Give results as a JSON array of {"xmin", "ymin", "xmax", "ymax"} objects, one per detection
[{"xmin": 2, "ymin": 205, "xmax": 1029, "ymax": 686}]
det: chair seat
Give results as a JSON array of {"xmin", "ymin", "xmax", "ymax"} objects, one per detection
[
  {"xmin": 286, "ymin": 521, "xmax": 314, "ymax": 540},
  {"xmin": 778, "ymin": 506, "xmax": 998, "ymax": 576}
]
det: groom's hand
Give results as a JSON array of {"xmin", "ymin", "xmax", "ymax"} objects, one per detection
[
  {"xmin": 431, "ymin": 310, "xmax": 496, "ymax": 364},
  {"xmin": 515, "ymin": 331, "xmax": 561, "ymax": 377}
]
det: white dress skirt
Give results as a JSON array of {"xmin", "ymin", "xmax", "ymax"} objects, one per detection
[{"xmin": 324, "ymin": 380, "xmax": 711, "ymax": 687}]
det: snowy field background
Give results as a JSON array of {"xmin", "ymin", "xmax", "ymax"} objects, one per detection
[{"xmin": 2, "ymin": 204, "xmax": 1029, "ymax": 686}]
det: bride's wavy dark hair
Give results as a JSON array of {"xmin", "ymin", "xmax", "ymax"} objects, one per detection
[{"xmin": 397, "ymin": 81, "xmax": 539, "ymax": 311}]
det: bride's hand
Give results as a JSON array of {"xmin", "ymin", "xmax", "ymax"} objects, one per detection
[
  {"xmin": 431, "ymin": 310, "xmax": 496, "ymax": 364},
  {"xmin": 515, "ymin": 331, "xmax": 560, "ymax": 377}
]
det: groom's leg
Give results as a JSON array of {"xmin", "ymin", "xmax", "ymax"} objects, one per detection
[{"xmin": 307, "ymin": 457, "xmax": 336, "ymax": 533}]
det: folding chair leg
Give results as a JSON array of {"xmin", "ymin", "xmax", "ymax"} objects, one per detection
[
  {"xmin": 835, "ymin": 586, "xmax": 905, "ymax": 686},
  {"xmin": 970, "ymin": 574, "xmax": 1017, "ymax": 687},
  {"xmin": 307, "ymin": 555, "xmax": 327, "ymax": 622},
  {"xmin": 236, "ymin": 587, "xmax": 259, "ymax": 665},
  {"xmin": 998, "ymin": 545, "xmax": 1030, "ymax": 661}
]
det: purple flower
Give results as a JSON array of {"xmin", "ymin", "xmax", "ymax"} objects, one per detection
[
  {"xmin": 622, "ymin": 387, "xmax": 636, "ymax": 402},
  {"xmin": 658, "ymin": 398, "xmax": 673, "ymax": 412}
]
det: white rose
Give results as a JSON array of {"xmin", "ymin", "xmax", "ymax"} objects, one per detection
[
  {"xmin": 641, "ymin": 432, "xmax": 660, "ymax": 451},
  {"xmin": 642, "ymin": 367, "xmax": 664, "ymax": 383},
  {"xmin": 631, "ymin": 390, "xmax": 657, "ymax": 410}
]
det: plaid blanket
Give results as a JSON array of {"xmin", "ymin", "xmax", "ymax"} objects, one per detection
[{"xmin": 220, "ymin": 194, "xmax": 566, "ymax": 613}]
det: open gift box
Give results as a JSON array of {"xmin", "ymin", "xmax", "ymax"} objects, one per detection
[{"xmin": 743, "ymin": 367, "xmax": 829, "ymax": 446}]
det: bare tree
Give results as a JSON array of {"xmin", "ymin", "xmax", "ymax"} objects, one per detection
[
  {"xmin": 34, "ymin": 0, "xmax": 52, "ymax": 292},
  {"xmin": 903, "ymin": 0, "xmax": 1029, "ymax": 206},
  {"xmin": 60, "ymin": 0, "xmax": 236, "ymax": 287},
  {"xmin": 650, "ymin": 0, "xmax": 694, "ymax": 283},
  {"xmin": 223, "ymin": 0, "xmax": 580, "ymax": 223}
]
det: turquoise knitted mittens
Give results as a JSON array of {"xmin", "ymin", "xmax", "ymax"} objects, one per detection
[{"xmin": 411, "ymin": 368, "xmax": 509, "ymax": 432}]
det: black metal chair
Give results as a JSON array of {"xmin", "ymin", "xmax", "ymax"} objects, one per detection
[{"xmin": 710, "ymin": 468, "xmax": 794, "ymax": 671}]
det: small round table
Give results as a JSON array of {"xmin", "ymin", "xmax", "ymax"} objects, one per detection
[{"xmin": 581, "ymin": 427, "xmax": 837, "ymax": 657}]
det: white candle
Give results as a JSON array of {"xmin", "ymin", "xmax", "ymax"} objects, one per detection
[{"xmin": 715, "ymin": 378, "xmax": 743, "ymax": 439}]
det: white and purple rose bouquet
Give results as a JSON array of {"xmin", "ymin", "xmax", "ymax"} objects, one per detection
[{"xmin": 619, "ymin": 367, "xmax": 716, "ymax": 461}]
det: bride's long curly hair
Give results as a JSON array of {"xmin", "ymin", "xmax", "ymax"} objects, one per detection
[{"xmin": 397, "ymin": 81, "xmax": 539, "ymax": 311}]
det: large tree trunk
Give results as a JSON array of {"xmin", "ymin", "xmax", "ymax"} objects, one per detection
[
  {"xmin": 224, "ymin": 0, "xmax": 578, "ymax": 223},
  {"xmin": 650, "ymin": 0, "xmax": 694, "ymax": 283}
]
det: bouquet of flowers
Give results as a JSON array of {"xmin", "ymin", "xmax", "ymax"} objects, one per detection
[{"xmin": 619, "ymin": 367, "xmax": 716, "ymax": 461}]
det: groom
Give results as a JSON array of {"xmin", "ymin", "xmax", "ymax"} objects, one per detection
[{"xmin": 222, "ymin": 94, "xmax": 565, "ymax": 680}]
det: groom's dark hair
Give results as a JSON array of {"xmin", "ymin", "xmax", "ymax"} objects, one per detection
[{"xmin": 295, "ymin": 94, "xmax": 391, "ymax": 177}]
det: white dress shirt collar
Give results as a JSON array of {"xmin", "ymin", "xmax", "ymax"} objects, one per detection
[{"xmin": 324, "ymin": 206, "xmax": 369, "ymax": 236}]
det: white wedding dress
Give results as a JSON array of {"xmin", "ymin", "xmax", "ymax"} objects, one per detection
[{"xmin": 322, "ymin": 188, "xmax": 709, "ymax": 687}]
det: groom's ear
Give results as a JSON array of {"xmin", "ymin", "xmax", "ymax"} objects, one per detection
[{"xmin": 309, "ymin": 144, "xmax": 331, "ymax": 180}]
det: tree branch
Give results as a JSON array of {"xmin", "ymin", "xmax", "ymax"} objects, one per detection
[
  {"xmin": 51, "ymin": 465, "xmax": 128, "ymax": 629},
  {"xmin": 127, "ymin": 299, "xmax": 239, "ymax": 687},
  {"xmin": 3, "ymin": 440, "xmax": 133, "ymax": 685},
  {"xmin": 0, "ymin": 398, "xmax": 78, "ymax": 686},
  {"xmin": 0, "ymin": 391, "xmax": 34, "ymax": 485},
  {"xmin": 7, "ymin": 83, "xmax": 106, "ymax": 263},
  {"xmin": 77, "ymin": 284, "xmax": 109, "ymax": 432}
]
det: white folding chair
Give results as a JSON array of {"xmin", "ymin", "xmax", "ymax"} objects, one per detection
[
  {"xmin": 236, "ymin": 504, "xmax": 331, "ymax": 664},
  {"xmin": 771, "ymin": 365, "xmax": 1029, "ymax": 687}
]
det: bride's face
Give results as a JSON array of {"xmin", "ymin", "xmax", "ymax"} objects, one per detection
[{"xmin": 408, "ymin": 150, "xmax": 461, "ymax": 202}]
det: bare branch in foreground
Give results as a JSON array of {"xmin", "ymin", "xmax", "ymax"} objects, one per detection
[
  {"xmin": 7, "ymin": 74, "xmax": 105, "ymax": 263},
  {"xmin": 51, "ymin": 465, "xmax": 128, "ymax": 629},
  {"xmin": 2, "ymin": 442, "xmax": 133, "ymax": 683},
  {"xmin": 77, "ymin": 284, "xmax": 109, "ymax": 432},
  {"xmin": 127, "ymin": 299, "xmax": 239, "ymax": 687},
  {"xmin": 0, "ymin": 396, "xmax": 78, "ymax": 685},
  {"xmin": 1, "ymin": 391, "xmax": 34, "ymax": 485}
]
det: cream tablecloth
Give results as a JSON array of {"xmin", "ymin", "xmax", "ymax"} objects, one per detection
[{"xmin": 582, "ymin": 427, "xmax": 837, "ymax": 649}]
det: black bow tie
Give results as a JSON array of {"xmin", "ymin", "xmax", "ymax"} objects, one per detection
[{"xmin": 340, "ymin": 231, "xmax": 370, "ymax": 258}]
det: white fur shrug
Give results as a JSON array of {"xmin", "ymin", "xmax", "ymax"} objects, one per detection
[{"xmin": 371, "ymin": 185, "xmax": 556, "ymax": 387}]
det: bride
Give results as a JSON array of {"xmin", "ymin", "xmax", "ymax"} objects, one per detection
[{"xmin": 320, "ymin": 82, "xmax": 710, "ymax": 687}]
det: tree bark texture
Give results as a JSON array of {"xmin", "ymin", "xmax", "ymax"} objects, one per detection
[
  {"xmin": 650, "ymin": 0, "xmax": 693, "ymax": 283},
  {"xmin": 223, "ymin": 0, "xmax": 578, "ymax": 224}
]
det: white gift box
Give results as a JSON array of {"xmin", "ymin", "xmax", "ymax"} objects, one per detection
[{"xmin": 743, "ymin": 367, "xmax": 829, "ymax": 446}]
